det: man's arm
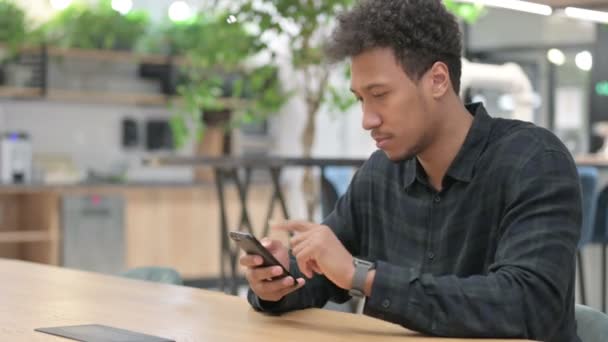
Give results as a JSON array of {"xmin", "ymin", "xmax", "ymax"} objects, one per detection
[{"xmin": 362, "ymin": 150, "xmax": 581, "ymax": 340}]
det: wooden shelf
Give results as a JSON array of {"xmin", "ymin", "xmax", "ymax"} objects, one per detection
[
  {"xmin": 575, "ymin": 154, "xmax": 608, "ymax": 168},
  {"xmin": 0, "ymin": 44, "xmax": 251, "ymax": 107},
  {"xmin": 0, "ymin": 43, "xmax": 174, "ymax": 66},
  {"xmin": 0, "ymin": 231, "xmax": 52, "ymax": 243},
  {"xmin": 0, "ymin": 86, "xmax": 250, "ymax": 108},
  {"xmin": 47, "ymin": 89, "xmax": 170, "ymax": 106},
  {"xmin": 47, "ymin": 46, "xmax": 174, "ymax": 65},
  {"xmin": 0, "ymin": 86, "xmax": 43, "ymax": 98},
  {"xmin": 0, "ymin": 86, "xmax": 171, "ymax": 105}
]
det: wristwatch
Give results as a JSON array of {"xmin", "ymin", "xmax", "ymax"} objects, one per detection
[{"xmin": 348, "ymin": 258, "xmax": 375, "ymax": 298}]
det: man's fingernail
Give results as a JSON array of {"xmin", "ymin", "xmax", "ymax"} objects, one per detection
[
  {"xmin": 255, "ymin": 256, "xmax": 263, "ymax": 264},
  {"xmin": 272, "ymin": 267, "xmax": 283, "ymax": 275},
  {"xmin": 283, "ymin": 277, "xmax": 294, "ymax": 286}
]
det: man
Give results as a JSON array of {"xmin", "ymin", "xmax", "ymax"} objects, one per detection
[{"xmin": 241, "ymin": 0, "xmax": 582, "ymax": 341}]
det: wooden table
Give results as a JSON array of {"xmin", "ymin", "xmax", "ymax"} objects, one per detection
[
  {"xmin": 575, "ymin": 154, "xmax": 608, "ymax": 168},
  {"xmin": 0, "ymin": 259, "xmax": 531, "ymax": 341}
]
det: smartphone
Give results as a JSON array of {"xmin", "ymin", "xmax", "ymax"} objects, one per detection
[{"xmin": 229, "ymin": 231, "xmax": 296, "ymax": 280}]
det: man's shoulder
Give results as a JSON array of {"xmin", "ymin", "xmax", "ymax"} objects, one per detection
[{"xmin": 486, "ymin": 118, "xmax": 572, "ymax": 163}]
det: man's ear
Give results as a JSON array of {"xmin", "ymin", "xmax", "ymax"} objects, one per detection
[{"xmin": 427, "ymin": 61, "xmax": 451, "ymax": 99}]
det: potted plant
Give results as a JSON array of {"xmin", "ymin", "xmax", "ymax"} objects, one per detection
[
  {"xmin": 165, "ymin": 11, "xmax": 286, "ymax": 181},
  {"xmin": 0, "ymin": 0, "xmax": 28, "ymax": 85}
]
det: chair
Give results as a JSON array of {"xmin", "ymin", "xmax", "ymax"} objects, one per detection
[
  {"xmin": 321, "ymin": 166, "xmax": 354, "ymax": 218},
  {"xmin": 575, "ymin": 304, "xmax": 608, "ymax": 342},
  {"xmin": 121, "ymin": 266, "xmax": 183, "ymax": 285},
  {"xmin": 592, "ymin": 186, "xmax": 608, "ymax": 312},
  {"xmin": 577, "ymin": 166, "xmax": 599, "ymax": 306}
]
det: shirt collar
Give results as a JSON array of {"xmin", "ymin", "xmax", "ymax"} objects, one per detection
[{"xmin": 402, "ymin": 102, "xmax": 492, "ymax": 188}]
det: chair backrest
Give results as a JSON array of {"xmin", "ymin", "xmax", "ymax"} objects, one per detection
[
  {"xmin": 576, "ymin": 304, "xmax": 608, "ymax": 342},
  {"xmin": 321, "ymin": 167, "xmax": 354, "ymax": 218},
  {"xmin": 593, "ymin": 186, "xmax": 608, "ymax": 243},
  {"xmin": 577, "ymin": 167, "xmax": 599, "ymax": 247}
]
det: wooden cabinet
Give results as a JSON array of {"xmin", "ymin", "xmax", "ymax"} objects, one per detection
[
  {"xmin": 0, "ymin": 192, "xmax": 60, "ymax": 265},
  {"xmin": 0, "ymin": 184, "xmax": 279, "ymax": 279}
]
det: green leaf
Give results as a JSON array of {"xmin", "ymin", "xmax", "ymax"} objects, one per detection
[
  {"xmin": 41, "ymin": 0, "xmax": 150, "ymax": 51},
  {"xmin": 443, "ymin": 0, "xmax": 485, "ymax": 24},
  {"xmin": 0, "ymin": 0, "xmax": 28, "ymax": 53}
]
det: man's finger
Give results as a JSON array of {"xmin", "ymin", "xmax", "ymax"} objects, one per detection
[
  {"xmin": 289, "ymin": 229, "xmax": 314, "ymax": 248},
  {"xmin": 260, "ymin": 238, "xmax": 282, "ymax": 253},
  {"xmin": 249, "ymin": 265, "xmax": 286, "ymax": 282},
  {"xmin": 240, "ymin": 255, "xmax": 263, "ymax": 267},
  {"xmin": 272, "ymin": 220, "xmax": 315, "ymax": 233},
  {"xmin": 275, "ymin": 278, "xmax": 306, "ymax": 298},
  {"xmin": 294, "ymin": 245, "xmax": 317, "ymax": 279},
  {"xmin": 309, "ymin": 260, "xmax": 323, "ymax": 275},
  {"xmin": 292, "ymin": 237, "xmax": 314, "ymax": 258},
  {"xmin": 257, "ymin": 276, "xmax": 298, "ymax": 294}
]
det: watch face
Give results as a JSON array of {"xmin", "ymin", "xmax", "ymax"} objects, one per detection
[{"xmin": 354, "ymin": 258, "xmax": 373, "ymax": 267}]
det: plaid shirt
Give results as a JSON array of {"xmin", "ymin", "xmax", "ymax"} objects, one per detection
[{"xmin": 249, "ymin": 103, "xmax": 581, "ymax": 342}]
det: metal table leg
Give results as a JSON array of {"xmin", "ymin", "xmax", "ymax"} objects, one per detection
[
  {"xmin": 271, "ymin": 167, "xmax": 290, "ymax": 220},
  {"xmin": 216, "ymin": 165, "xmax": 291, "ymax": 295},
  {"xmin": 603, "ymin": 243, "xmax": 606, "ymax": 312},
  {"xmin": 226, "ymin": 167, "xmax": 255, "ymax": 295},
  {"xmin": 232, "ymin": 167, "xmax": 254, "ymax": 234},
  {"xmin": 216, "ymin": 166, "xmax": 258, "ymax": 295},
  {"xmin": 214, "ymin": 168, "xmax": 230, "ymax": 294},
  {"xmin": 577, "ymin": 251, "xmax": 587, "ymax": 305},
  {"xmin": 262, "ymin": 167, "xmax": 290, "ymax": 237}
]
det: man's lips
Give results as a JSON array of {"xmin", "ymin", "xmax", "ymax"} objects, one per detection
[{"xmin": 373, "ymin": 136, "xmax": 391, "ymax": 148}]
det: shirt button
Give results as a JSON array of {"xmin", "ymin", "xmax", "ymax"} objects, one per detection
[
  {"xmin": 382, "ymin": 299, "xmax": 391, "ymax": 309},
  {"xmin": 427, "ymin": 252, "xmax": 435, "ymax": 260},
  {"xmin": 433, "ymin": 195, "xmax": 441, "ymax": 203}
]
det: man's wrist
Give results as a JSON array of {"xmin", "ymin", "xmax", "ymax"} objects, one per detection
[
  {"xmin": 347, "ymin": 258, "xmax": 376, "ymax": 297},
  {"xmin": 343, "ymin": 257, "xmax": 356, "ymax": 290},
  {"xmin": 364, "ymin": 270, "xmax": 376, "ymax": 297}
]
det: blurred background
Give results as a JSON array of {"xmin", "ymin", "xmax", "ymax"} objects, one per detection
[{"xmin": 1, "ymin": 0, "xmax": 608, "ymax": 313}]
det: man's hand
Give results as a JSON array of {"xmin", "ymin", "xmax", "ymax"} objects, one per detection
[
  {"xmin": 274, "ymin": 221, "xmax": 355, "ymax": 290},
  {"xmin": 240, "ymin": 238, "xmax": 306, "ymax": 302}
]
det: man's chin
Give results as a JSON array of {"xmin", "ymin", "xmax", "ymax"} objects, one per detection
[{"xmin": 382, "ymin": 149, "xmax": 415, "ymax": 162}]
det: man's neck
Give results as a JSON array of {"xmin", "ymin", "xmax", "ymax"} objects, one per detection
[{"xmin": 417, "ymin": 100, "xmax": 474, "ymax": 192}]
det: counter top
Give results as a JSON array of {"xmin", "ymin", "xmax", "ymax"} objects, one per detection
[{"xmin": 0, "ymin": 181, "xmax": 216, "ymax": 193}]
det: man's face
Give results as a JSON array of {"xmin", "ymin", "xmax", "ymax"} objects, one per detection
[{"xmin": 350, "ymin": 47, "xmax": 439, "ymax": 161}]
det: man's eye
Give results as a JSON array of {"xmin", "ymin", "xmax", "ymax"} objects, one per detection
[{"xmin": 372, "ymin": 92, "xmax": 387, "ymax": 98}]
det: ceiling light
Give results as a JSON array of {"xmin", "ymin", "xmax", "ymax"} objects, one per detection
[
  {"xmin": 50, "ymin": 0, "xmax": 72, "ymax": 10},
  {"xmin": 452, "ymin": 0, "xmax": 552, "ymax": 16},
  {"xmin": 111, "ymin": 0, "xmax": 133, "ymax": 15},
  {"xmin": 565, "ymin": 7, "xmax": 608, "ymax": 24},
  {"xmin": 227, "ymin": 15, "xmax": 238, "ymax": 24},
  {"xmin": 575, "ymin": 51, "xmax": 593, "ymax": 71},
  {"xmin": 168, "ymin": 1, "xmax": 193, "ymax": 22},
  {"xmin": 547, "ymin": 49, "xmax": 566, "ymax": 66}
]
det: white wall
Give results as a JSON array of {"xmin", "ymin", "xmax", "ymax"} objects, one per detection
[
  {"xmin": 0, "ymin": 100, "xmax": 194, "ymax": 182},
  {"xmin": 469, "ymin": 8, "xmax": 596, "ymax": 50}
]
